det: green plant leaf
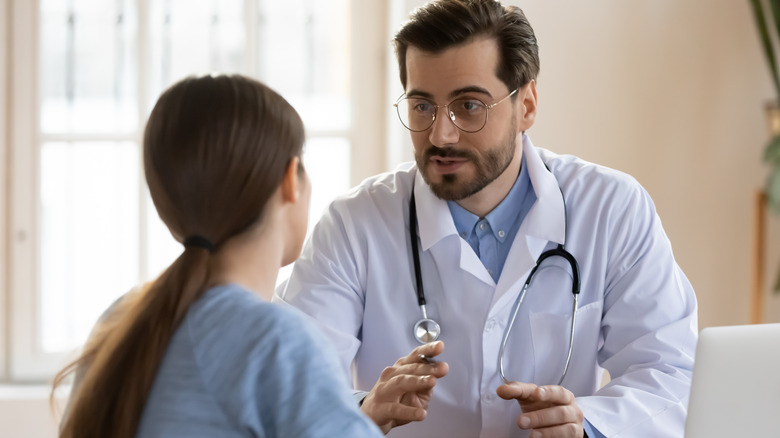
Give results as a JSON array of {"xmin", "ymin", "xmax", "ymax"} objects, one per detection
[
  {"xmin": 766, "ymin": 166, "xmax": 780, "ymax": 213},
  {"xmin": 763, "ymin": 133, "xmax": 780, "ymax": 166},
  {"xmin": 750, "ymin": 0, "xmax": 780, "ymax": 100},
  {"xmin": 774, "ymin": 263, "xmax": 780, "ymax": 292},
  {"xmin": 770, "ymin": 0, "xmax": 780, "ymax": 38}
]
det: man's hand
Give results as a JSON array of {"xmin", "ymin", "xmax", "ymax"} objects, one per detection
[
  {"xmin": 361, "ymin": 341, "xmax": 449, "ymax": 434},
  {"xmin": 497, "ymin": 382, "xmax": 584, "ymax": 438}
]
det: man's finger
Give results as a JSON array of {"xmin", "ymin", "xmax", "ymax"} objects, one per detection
[
  {"xmin": 385, "ymin": 402, "xmax": 428, "ymax": 423},
  {"xmin": 496, "ymin": 381, "xmax": 538, "ymax": 401},
  {"xmin": 518, "ymin": 422, "xmax": 582, "ymax": 438},
  {"xmin": 419, "ymin": 339, "xmax": 444, "ymax": 358},
  {"xmin": 381, "ymin": 361, "xmax": 448, "ymax": 382},
  {"xmin": 399, "ymin": 340, "xmax": 445, "ymax": 365},
  {"xmin": 534, "ymin": 385, "xmax": 575, "ymax": 404},
  {"xmin": 381, "ymin": 374, "xmax": 438, "ymax": 398},
  {"xmin": 519, "ymin": 405, "xmax": 582, "ymax": 430}
]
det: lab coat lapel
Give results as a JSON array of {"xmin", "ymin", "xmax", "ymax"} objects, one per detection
[
  {"xmin": 413, "ymin": 170, "xmax": 495, "ymax": 287},
  {"xmin": 491, "ymin": 136, "xmax": 566, "ymax": 310},
  {"xmin": 523, "ymin": 135, "xmax": 566, "ymax": 245}
]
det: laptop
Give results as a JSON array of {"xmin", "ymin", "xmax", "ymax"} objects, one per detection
[{"xmin": 685, "ymin": 323, "xmax": 780, "ymax": 437}]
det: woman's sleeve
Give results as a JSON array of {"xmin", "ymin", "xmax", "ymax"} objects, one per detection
[{"xmin": 192, "ymin": 299, "xmax": 384, "ymax": 438}]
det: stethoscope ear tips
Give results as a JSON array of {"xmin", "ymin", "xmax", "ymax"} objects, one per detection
[{"xmin": 414, "ymin": 318, "xmax": 441, "ymax": 344}]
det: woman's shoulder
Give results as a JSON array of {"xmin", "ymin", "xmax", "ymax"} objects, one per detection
[
  {"xmin": 181, "ymin": 283, "xmax": 383, "ymax": 437},
  {"xmin": 181, "ymin": 284, "xmax": 331, "ymax": 395},
  {"xmin": 187, "ymin": 284, "xmax": 314, "ymax": 341}
]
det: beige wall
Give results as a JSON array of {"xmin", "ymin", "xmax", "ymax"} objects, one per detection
[
  {"xmin": 525, "ymin": 0, "xmax": 779, "ymax": 328},
  {"xmin": 396, "ymin": 0, "xmax": 780, "ymax": 328}
]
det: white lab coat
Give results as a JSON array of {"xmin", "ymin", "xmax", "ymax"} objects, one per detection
[{"xmin": 276, "ymin": 136, "xmax": 698, "ymax": 438}]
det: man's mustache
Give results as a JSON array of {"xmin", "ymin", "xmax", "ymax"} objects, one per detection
[{"xmin": 424, "ymin": 146, "xmax": 475, "ymax": 160}]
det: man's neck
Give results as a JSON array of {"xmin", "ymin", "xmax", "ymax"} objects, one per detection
[{"xmin": 455, "ymin": 144, "xmax": 523, "ymax": 218}]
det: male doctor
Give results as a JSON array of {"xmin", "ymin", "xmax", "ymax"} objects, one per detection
[{"xmin": 276, "ymin": 1, "xmax": 697, "ymax": 437}]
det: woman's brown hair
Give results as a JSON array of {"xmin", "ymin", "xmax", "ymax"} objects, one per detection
[{"xmin": 52, "ymin": 74, "xmax": 305, "ymax": 438}]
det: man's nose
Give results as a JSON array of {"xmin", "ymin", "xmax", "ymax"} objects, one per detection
[{"xmin": 428, "ymin": 107, "xmax": 460, "ymax": 147}]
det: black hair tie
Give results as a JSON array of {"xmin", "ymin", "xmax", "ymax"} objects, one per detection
[{"xmin": 183, "ymin": 235, "xmax": 216, "ymax": 253}]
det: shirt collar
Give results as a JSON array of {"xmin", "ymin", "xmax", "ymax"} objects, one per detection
[
  {"xmin": 447, "ymin": 156, "xmax": 532, "ymax": 243},
  {"xmin": 413, "ymin": 134, "xmax": 566, "ymax": 250}
]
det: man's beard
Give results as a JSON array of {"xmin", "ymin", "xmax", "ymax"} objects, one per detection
[{"xmin": 416, "ymin": 128, "xmax": 517, "ymax": 201}]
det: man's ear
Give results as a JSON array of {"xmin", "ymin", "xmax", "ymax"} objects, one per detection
[
  {"xmin": 280, "ymin": 157, "xmax": 301, "ymax": 204},
  {"xmin": 517, "ymin": 80, "xmax": 538, "ymax": 132}
]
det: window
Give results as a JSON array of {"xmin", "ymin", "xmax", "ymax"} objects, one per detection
[{"xmin": 6, "ymin": 0, "xmax": 388, "ymax": 382}]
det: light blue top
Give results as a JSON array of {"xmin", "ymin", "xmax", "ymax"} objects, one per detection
[{"xmin": 136, "ymin": 283, "xmax": 383, "ymax": 438}]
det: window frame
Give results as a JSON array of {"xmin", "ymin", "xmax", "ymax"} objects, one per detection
[
  {"xmin": 0, "ymin": 0, "xmax": 9, "ymax": 383},
  {"xmin": 5, "ymin": 0, "xmax": 389, "ymax": 382},
  {"xmin": 9, "ymin": 0, "xmax": 45, "ymax": 382}
]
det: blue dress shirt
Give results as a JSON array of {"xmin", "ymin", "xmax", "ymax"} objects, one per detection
[{"xmin": 448, "ymin": 157, "xmax": 536, "ymax": 283}]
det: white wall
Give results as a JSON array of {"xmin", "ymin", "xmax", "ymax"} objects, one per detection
[
  {"xmin": 395, "ymin": 0, "xmax": 780, "ymax": 328},
  {"xmin": 0, "ymin": 387, "xmax": 63, "ymax": 438}
]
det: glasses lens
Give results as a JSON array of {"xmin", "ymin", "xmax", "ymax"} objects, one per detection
[
  {"xmin": 396, "ymin": 98, "xmax": 435, "ymax": 132},
  {"xmin": 448, "ymin": 98, "xmax": 488, "ymax": 133}
]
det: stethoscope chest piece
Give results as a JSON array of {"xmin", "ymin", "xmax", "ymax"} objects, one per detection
[{"xmin": 414, "ymin": 317, "xmax": 441, "ymax": 343}]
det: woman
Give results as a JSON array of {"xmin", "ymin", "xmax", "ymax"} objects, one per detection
[{"xmin": 53, "ymin": 74, "xmax": 383, "ymax": 438}]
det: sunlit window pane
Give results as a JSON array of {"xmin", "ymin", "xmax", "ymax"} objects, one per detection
[
  {"xmin": 258, "ymin": 0, "xmax": 351, "ymax": 131},
  {"xmin": 40, "ymin": 0, "xmax": 138, "ymax": 134},
  {"xmin": 40, "ymin": 142, "xmax": 140, "ymax": 352},
  {"xmin": 276, "ymin": 137, "xmax": 351, "ymax": 286},
  {"xmin": 33, "ymin": 0, "xmax": 356, "ymax": 359},
  {"xmin": 148, "ymin": 0, "xmax": 245, "ymax": 104},
  {"xmin": 304, "ymin": 137, "xmax": 351, "ymax": 222}
]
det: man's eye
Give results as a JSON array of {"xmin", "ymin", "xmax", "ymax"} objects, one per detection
[
  {"xmin": 412, "ymin": 101, "xmax": 434, "ymax": 113},
  {"xmin": 457, "ymin": 99, "xmax": 483, "ymax": 113}
]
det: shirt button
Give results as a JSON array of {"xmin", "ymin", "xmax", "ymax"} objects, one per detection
[
  {"xmin": 498, "ymin": 230, "xmax": 506, "ymax": 238},
  {"xmin": 459, "ymin": 232, "xmax": 467, "ymax": 239},
  {"xmin": 479, "ymin": 222, "xmax": 487, "ymax": 231}
]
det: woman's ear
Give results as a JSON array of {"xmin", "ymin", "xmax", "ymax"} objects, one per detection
[{"xmin": 280, "ymin": 157, "xmax": 301, "ymax": 204}]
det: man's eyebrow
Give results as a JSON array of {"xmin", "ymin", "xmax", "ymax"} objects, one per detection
[
  {"xmin": 405, "ymin": 89, "xmax": 433, "ymax": 99},
  {"xmin": 450, "ymin": 86, "xmax": 493, "ymax": 99},
  {"xmin": 404, "ymin": 86, "xmax": 494, "ymax": 100}
]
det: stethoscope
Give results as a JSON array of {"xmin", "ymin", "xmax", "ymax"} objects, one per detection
[{"xmin": 409, "ymin": 173, "xmax": 581, "ymax": 385}]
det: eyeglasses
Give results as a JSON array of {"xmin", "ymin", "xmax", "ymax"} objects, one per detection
[{"xmin": 394, "ymin": 89, "xmax": 518, "ymax": 133}]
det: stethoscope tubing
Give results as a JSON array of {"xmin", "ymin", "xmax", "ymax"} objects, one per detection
[
  {"xmin": 409, "ymin": 166, "xmax": 581, "ymax": 385},
  {"xmin": 409, "ymin": 193, "xmax": 426, "ymax": 308},
  {"xmin": 410, "ymin": 192, "xmax": 442, "ymax": 343},
  {"xmin": 498, "ymin": 261, "xmax": 579, "ymax": 385}
]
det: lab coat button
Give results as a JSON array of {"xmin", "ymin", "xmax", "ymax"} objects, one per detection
[
  {"xmin": 485, "ymin": 319, "xmax": 496, "ymax": 332},
  {"xmin": 481, "ymin": 392, "xmax": 494, "ymax": 403}
]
